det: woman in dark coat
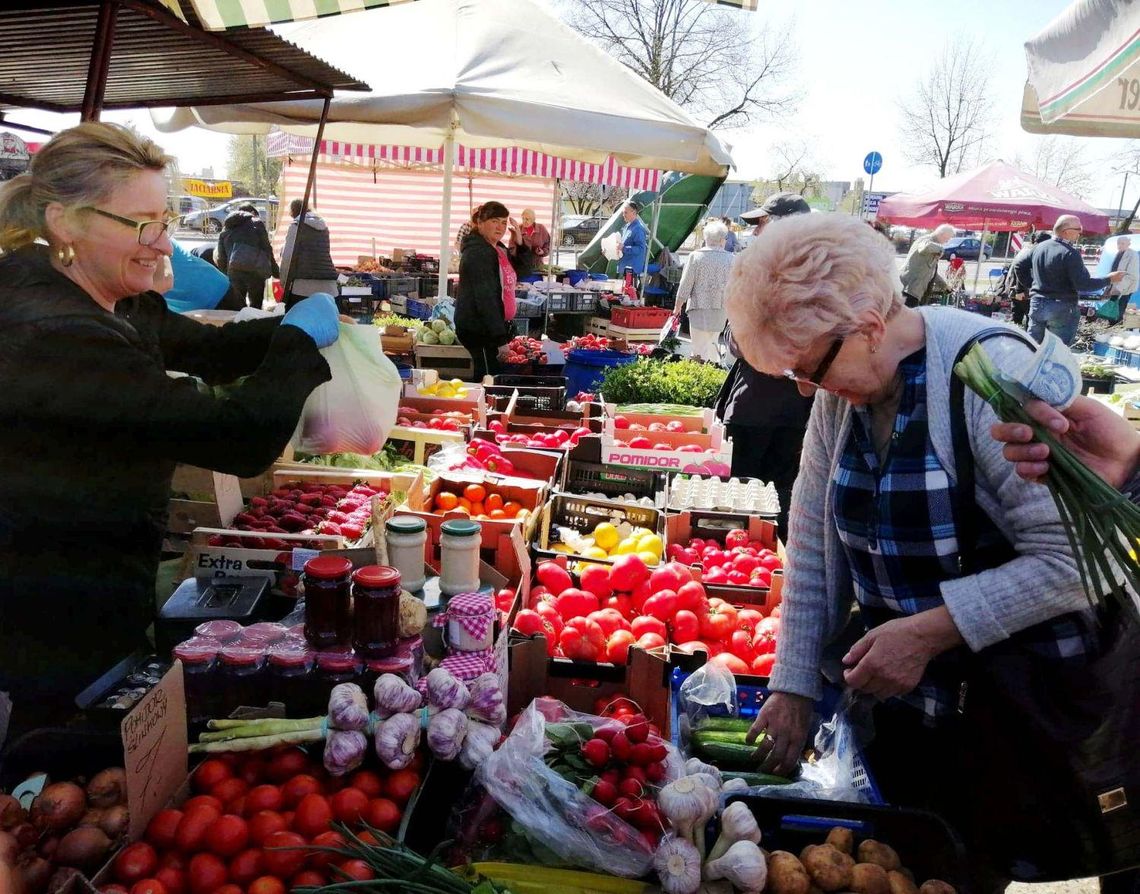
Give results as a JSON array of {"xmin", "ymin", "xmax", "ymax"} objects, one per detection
[{"xmin": 455, "ymin": 201, "xmax": 517, "ymax": 380}]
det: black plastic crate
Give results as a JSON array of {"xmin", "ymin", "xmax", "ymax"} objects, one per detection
[
  {"xmin": 564, "ymin": 459, "xmax": 663, "ymax": 502},
  {"xmin": 533, "ymin": 493, "xmax": 663, "ymax": 565},
  {"xmin": 336, "ymin": 293, "xmax": 375, "ymax": 323},
  {"xmin": 486, "ymin": 375, "xmax": 567, "ymax": 413},
  {"xmin": 0, "ymin": 727, "xmax": 125, "ymax": 794},
  {"xmin": 546, "ymin": 291, "xmax": 572, "ymax": 312},
  {"xmin": 572, "ymin": 291, "xmax": 598, "ymax": 313},
  {"xmin": 386, "ymin": 276, "xmax": 419, "ymax": 298}
]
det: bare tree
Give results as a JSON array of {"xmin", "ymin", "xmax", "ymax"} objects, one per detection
[
  {"xmin": 1013, "ymin": 137, "xmax": 1094, "ymax": 198},
  {"xmin": 566, "ymin": 0, "xmax": 799, "ymax": 130},
  {"xmin": 1112, "ymin": 142, "xmax": 1140, "ymax": 234},
  {"xmin": 561, "ymin": 181, "xmax": 625, "ymax": 217},
  {"xmin": 751, "ymin": 140, "xmax": 822, "ymax": 201},
  {"xmin": 898, "ymin": 36, "xmax": 995, "ymax": 178}
]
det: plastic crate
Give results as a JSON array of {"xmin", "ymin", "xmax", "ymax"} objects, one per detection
[
  {"xmin": 386, "ymin": 276, "xmax": 419, "ymax": 298},
  {"xmin": 610, "ymin": 305, "xmax": 672, "ymax": 329},
  {"xmin": 572, "ymin": 291, "xmax": 598, "ymax": 313},
  {"xmin": 563, "ymin": 459, "xmax": 664, "ymax": 504},
  {"xmin": 486, "ymin": 375, "xmax": 567, "ymax": 413},
  {"xmin": 546, "ymin": 291, "xmax": 572, "ymax": 312},
  {"xmin": 533, "ymin": 493, "xmax": 663, "ymax": 565},
  {"xmin": 406, "ymin": 298, "xmax": 432, "ymax": 320},
  {"xmin": 515, "ymin": 296, "xmax": 546, "ymax": 318}
]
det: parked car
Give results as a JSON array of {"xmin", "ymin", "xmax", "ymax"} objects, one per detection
[
  {"xmin": 184, "ymin": 197, "xmax": 279, "ymax": 235},
  {"xmin": 168, "ymin": 194, "xmax": 208, "ymax": 217},
  {"xmin": 560, "ymin": 215, "xmax": 605, "ymax": 246},
  {"xmin": 942, "ymin": 236, "xmax": 992, "ymax": 260}
]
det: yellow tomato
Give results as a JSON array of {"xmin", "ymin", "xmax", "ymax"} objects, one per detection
[
  {"xmin": 593, "ymin": 522, "xmax": 620, "ymax": 552},
  {"xmin": 613, "ymin": 538, "xmax": 638, "ymax": 555},
  {"xmin": 638, "ymin": 550, "xmax": 661, "ymax": 567},
  {"xmin": 584, "ymin": 546, "xmax": 609, "ymax": 560},
  {"xmin": 637, "ymin": 533, "xmax": 664, "ymax": 557}
]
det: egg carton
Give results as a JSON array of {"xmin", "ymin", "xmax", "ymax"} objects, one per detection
[
  {"xmin": 577, "ymin": 490, "xmax": 658, "ymax": 509},
  {"xmin": 667, "ymin": 475, "xmax": 780, "ymax": 516}
]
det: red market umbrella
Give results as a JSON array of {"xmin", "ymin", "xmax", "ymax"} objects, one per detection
[{"xmin": 875, "ymin": 159, "xmax": 1109, "ymax": 234}]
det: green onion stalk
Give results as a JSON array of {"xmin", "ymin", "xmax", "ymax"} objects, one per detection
[
  {"xmin": 954, "ymin": 343, "xmax": 1140, "ymax": 620},
  {"xmin": 188, "ymin": 717, "xmax": 327, "ymax": 754}
]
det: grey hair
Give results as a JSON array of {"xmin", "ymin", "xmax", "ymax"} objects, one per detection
[
  {"xmin": 1117, "ymin": 235, "xmax": 1132, "ymax": 246},
  {"xmin": 1054, "ymin": 214, "xmax": 1081, "ymax": 235},
  {"xmin": 932, "ymin": 224, "xmax": 956, "ymax": 241},
  {"xmin": 703, "ymin": 220, "xmax": 729, "ymax": 247}
]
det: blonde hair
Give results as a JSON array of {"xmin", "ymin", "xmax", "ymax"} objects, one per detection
[
  {"xmin": 725, "ymin": 213, "xmax": 902, "ymax": 372},
  {"xmin": 0, "ymin": 122, "xmax": 171, "ymax": 253}
]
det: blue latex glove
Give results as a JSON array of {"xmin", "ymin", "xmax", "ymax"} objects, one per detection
[{"xmin": 281, "ymin": 293, "xmax": 339, "ymax": 348}]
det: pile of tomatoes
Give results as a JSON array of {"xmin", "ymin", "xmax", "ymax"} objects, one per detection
[
  {"xmin": 97, "ymin": 747, "xmax": 421, "ymax": 894},
  {"xmin": 429, "ymin": 482, "xmax": 529, "ymax": 521}
]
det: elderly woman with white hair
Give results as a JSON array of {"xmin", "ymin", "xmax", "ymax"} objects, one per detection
[
  {"xmin": 726, "ymin": 212, "xmax": 1103, "ymax": 888},
  {"xmin": 899, "ymin": 222, "xmax": 954, "ymax": 306},
  {"xmin": 508, "ymin": 207, "xmax": 550, "ymax": 277},
  {"xmin": 673, "ymin": 219, "xmax": 735, "ymax": 360}
]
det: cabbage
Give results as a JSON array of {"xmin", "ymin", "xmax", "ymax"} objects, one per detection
[
  {"xmin": 438, "ymin": 329, "xmax": 457, "ymax": 345},
  {"xmin": 432, "ymin": 319, "xmax": 449, "ymax": 334},
  {"xmin": 420, "ymin": 330, "xmax": 440, "ymax": 345}
]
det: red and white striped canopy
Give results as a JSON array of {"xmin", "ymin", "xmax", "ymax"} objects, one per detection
[{"xmin": 266, "ymin": 132, "xmax": 662, "ymax": 191}]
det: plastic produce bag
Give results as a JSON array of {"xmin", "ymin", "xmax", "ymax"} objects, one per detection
[
  {"xmin": 601, "ymin": 232, "xmax": 622, "ymax": 261},
  {"xmin": 293, "ymin": 322, "xmax": 401, "ymax": 455},
  {"xmin": 477, "ymin": 698, "xmax": 681, "ymax": 878}
]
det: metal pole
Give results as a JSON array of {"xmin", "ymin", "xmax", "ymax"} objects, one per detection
[
  {"xmin": 547, "ymin": 178, "xmax": 560, "ymax": 286},
  {"xmin": 251, "ymin": 135, "xmax": 260, "ymax": 196},
  {"xmin": 1118, "ymin": 172, "xmax": 1130, "ymax": 230},
  {"xmin": 970, "ymin": 220, "xmax": 987, "ymax": 300},
  {"xmin": 643, "ymin": 197, "xmax": 660, "ymax": 302},
  {"xmin": 81, "ymin": 0, "xmax": 119, "ymax": 121},
  {"xmin": 282, "ymin": 95, "xmax": 331, "ymax": 305},
  {"xmin": 436, "ymin": 125, "xmax": 457, "ymax": 301}
]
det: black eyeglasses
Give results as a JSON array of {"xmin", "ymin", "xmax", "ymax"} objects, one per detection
[
  {"xmin": 82, "ymin": 207, "xmax": 179, "ymax": 246},
  {"xmin": 784, "ymin": 337, "xmax": 844, "ymax": 388}
]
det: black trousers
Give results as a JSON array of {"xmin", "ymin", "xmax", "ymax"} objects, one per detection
[
  {"xmin": 230, "ymin": 272, "xmax": 267, "ymax": 309},
  {"xmin": 1011, "ymin": 296, "xmax": 1030, "ymax": 327},
  {"xmin": 456, "ymin": 330, "xmax": 503, "ymax": 382},
  {"xmin": 726, "ymin": 422, "xmax": 805, "ymax": 542}
]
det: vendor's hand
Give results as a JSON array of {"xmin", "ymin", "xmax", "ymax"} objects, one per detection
[
  {"xmin": 337, "ymin": 314, "xmax": 357, "ymax": 324},
  {"xmin": 990, "ymin": 396, "xmax": 1140, "ymax": 489},
  {"xmin": 496, "ymin": 345, "xmax": 511, "ymax": 362},
  {"xmin": 1109, "ymin": 270, "xmax": 1126, "ymax": 283},
  {"xmin": 281, "ymin": 292, "xmax": 340, "ymax": 348},
  {"xmin": 747, "ymin": 692, "xmax": 812, "ymax": 777},
  {"xmin": 842, "ymin": 608, "xmax": 963, "ymax": 700}
]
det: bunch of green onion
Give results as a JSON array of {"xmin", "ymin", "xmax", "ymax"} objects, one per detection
[{"xmin": 955, "ymin": 343, "xmax": 1140, "ymax": 620}]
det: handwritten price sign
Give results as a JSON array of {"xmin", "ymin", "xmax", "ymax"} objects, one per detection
[{"xmin": 123, "ymin": 662, "xmax": 188, "ymax": 839}]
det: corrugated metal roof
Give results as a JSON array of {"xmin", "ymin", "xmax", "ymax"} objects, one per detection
[{"xmin": 0, "ymin": 0, "xmax": 368, "ymax": 115}]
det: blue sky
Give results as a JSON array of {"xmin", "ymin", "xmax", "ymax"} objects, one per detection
[{"xmin": 9, "ymin": 0, "xmax": 1132, "ymax": 210}]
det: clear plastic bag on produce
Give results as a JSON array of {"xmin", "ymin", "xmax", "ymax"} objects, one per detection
[
  {"xmin": 431, "ymin": 297, "xmax": 456, "ymax": 326},
  {"xmin": 476, "ymin": 697, "xmax": 681, "ymax": 878},
  {"xmin": 293, "ymin": 322, "xmax": 401, "ymax": 455},
  {"xmin": 427, "ymin": 441, "xmax": 484, "ymax": 477},
  {"xmin": 678, "ymin": 661, "xmax": 738, "ymax": 725}
]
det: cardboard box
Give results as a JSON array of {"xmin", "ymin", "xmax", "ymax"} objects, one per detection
[
  {"xmin": 603, "ymin": 404, "xmax": 718, "ymax": 434},
  {"xmin": 387, "ymin": 424, "xmax": 466, "ymax": 466},
  {"xmin": 414, "ymin": 343, "xmax": 474, "ymax": 379},
  {"xmin": 599, "ymin": 432, "xmax": 732, "ymax": 476},
  {"xmin": 507, "ymin": 639, "xmax": 673, "ymax": 734},
  {"xmin": 400, "ymin": 394, "xmax": 487, "ymax": 427}
]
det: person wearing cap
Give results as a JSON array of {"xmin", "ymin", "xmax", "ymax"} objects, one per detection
[
  {"xmin": 714, "ymin": 192, "xmax": 814, "ymax": 541},
  {"xmin": 899, "ymin": 223, "xmax": 954, "ymax": 308},
  {"xmin": 617, "ymin": 201, "xmax": 648, "ymax": 282}
]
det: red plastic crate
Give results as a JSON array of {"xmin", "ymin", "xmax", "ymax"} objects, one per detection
[{"xmin": 610, "ymin": 305, "xmax": 672, "ymax": 329}]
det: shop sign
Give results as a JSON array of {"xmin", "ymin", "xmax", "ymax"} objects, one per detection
[{"xmin": 183, "ymin": 178, "xmax": 233, "ymax": 199}]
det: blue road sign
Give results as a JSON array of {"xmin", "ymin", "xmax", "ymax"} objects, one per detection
[{"xmin": 863, "ymin": 151, "xmax": 883, "ymax": 175}]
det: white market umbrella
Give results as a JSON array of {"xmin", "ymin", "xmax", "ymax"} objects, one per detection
[{"xmin": 154, "ymin": 0, "xmax": 734, "ymax": 298}]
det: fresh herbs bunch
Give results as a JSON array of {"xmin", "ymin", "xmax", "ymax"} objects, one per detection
[{"xmin": 599, "ymin": 359, "xmax": 727, "ymax": 408}]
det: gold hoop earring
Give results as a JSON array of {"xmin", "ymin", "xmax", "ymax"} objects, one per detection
[
  {"xmin": 55, "ymin": 243, "xmax": 75, "ymax": 267},
  {"xmin": 870, "ymin": 344, "xmax": 879, "ymax": 354}
]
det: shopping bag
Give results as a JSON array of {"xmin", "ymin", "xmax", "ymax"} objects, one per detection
[{"xmin": 292, "ymin": 323, "xmax": 401, "ymax": 455}]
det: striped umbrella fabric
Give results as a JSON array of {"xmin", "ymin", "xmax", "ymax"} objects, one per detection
[
  {"xmin": 273, "ymin": 157, "xmax": 559, "ymax": 266},
  {"xmin": 266, "ymin": 132, "xmax": 662, "ymax": 191}
]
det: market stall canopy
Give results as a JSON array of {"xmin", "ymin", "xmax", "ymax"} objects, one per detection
[
  {"xmin": 152, "ymin": 0, "xmax": 734, "ymax": 177},
  {"xmin": 1021, "ymin": 0, "xmax": 1140, "ymax": 136},
  {"xmin": 0, "ymin": 0, "xmax": 367, "ymax": 116},
  {"xmin": 875, "ymin": 160, "xmax": 1109, "ymax": 234}
]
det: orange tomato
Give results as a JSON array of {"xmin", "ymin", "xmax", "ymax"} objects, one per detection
[
  {"xmin": 503, "ymin": 501, "xmax": 522, "ymax": 517},
  {"xmin": 435, "ymin": 492, "xmax": 458, "ymax": 512},
  {"xmin": 464, "ymin": 484, "xmax": 487, "ymax": 503},
  {"xmin": 470, "ymin": 501, "xmax": 485, "ymax": 517},
  {"xmin": 485, "ymin": 493, "xmax": 504, "ymax": 512},
  {"xmin": 457, "ymin": 497, "xmax": 473, "ymax": 513},
  {"xmin": 489, "ymin": 509, "xmax": 507, "ymax": 520}
]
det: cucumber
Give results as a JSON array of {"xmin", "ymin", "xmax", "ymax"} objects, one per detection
[
  {"xmin": 692, "ymin": 739, "xmax": 765, "ymax": 766},
  {"xmin": 694, "ymin": 717, "xmax": 754, "ymax": 734},
  {"xmin": 723, "ymin": 770, "xmax": 795, "ymax": 786},
  {"xmin": 691, "ymin": 729, "xmax": 752, "ymax": 745}
]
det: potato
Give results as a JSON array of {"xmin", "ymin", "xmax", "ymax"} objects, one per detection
[
  {"xmin": 887, "ymin": 870, "xmax": 919, "ymax": 894},
  {"xmin": 897, "ymin": 869, "xmax": 915, "ymax": 884},
  {"xmin": 768, "ymin": 851, "xmax": 812, "ymax": 894},
  {"xmin": 856, "ymin": 840, "xmax": 901, "ymax": 871},
  {"xmin": 918, "ymin": 882, "xmax": 957, "ymax": 894},
  {"xmin": 850, "ymin": 863, "xmax": 891, "ymax": 894},
  {"xmin": 825, "ymin": 827, "xmax": 855, "ymax": 855},
  {"xmin": 801, "ymin": 843, "xmax": 856, "ymax": 892}
]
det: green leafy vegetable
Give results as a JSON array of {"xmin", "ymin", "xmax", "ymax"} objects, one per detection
[{"xmin": 599, "ymin": 358, "xmax": 727, "ymax": 408}]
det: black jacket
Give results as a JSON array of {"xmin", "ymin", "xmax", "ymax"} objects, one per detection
[
  {"xmin": 0, "ymin": 246, "xmax": 330, "ymax": 701},
  {"xmin": 1030, "ymin": 237, "xmax": 1110, "ymax": 302},
  {"xmin": 715, "ymin": 326, "xmax": 813, "ymax": 428},
  {"xmin": 1012, "ymin": 244, "xmax": 1036, "ymax": 295},
  {"xmin": 217, "ymin": 211, "xmax": 280, "ymax": 279},
  {"xmin": 455, "ymin": 232, "xmax": 510, "ymax": 345}
]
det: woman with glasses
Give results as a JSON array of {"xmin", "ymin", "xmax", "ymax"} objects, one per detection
[
  {"xmin": 725, "ymin": 212, "xmax": 1096, "ymax": 890},
  {"xmin": 0, "ymin": 123, "xmax": 339, "ymax": 736}
]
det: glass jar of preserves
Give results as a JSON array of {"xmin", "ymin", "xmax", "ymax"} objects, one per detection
[
  {"xmin": 194, "ymin": 619, "xmax": 242, "ymax": 643},
  {"xmin": 302, "ymin": 556, "xmax": 354, "ymax": 649},
  {"xmin": 173, "ymin": 637, "xmax": 219, "ymax": 724},
  {"xmin": 315, "ymin": 649, "xmax": 363, "ymax": 690},
  {"xmin": 267, "ymin": 642, "xmax": 317, "ymax": 716},
  {"xmin": 352, "ymin": 565, "xmax": 402, "ymax": 659},
  {"xmin": 442, "ymin": 592, "xmax": 495, "ymax": 653},
  {"xmin": 240, "ymin": 622, "xmax": 289, "ymax": 649},
  {"xmin": 439, "ymin": 519, "xmax": 481, "ymax": 597},
  {"xmin": 385, "ymin": 516, "xmax": 427, "ymax": 592},
  {"xmin": 217, "ymin": 645, "xmax": 266, "ymax": 715}
]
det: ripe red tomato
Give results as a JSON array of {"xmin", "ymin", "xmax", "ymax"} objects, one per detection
[
  {"xmin": 308, "ymin": 830, "xmax": 346, "ymax": 870},
  {"xmin": 247, "ymin": 877, "xmax": 287, "ymax": 894},
  {"xmin": 266, "ymin": 748, "xmax": 312, "ymax": 783},
  {"xmin": 181, "ymin": 795, "xmax": 224, "ymax": 815},
  {"xmin": 237, "ymin": 758, "xmax": 268, "ymax": 787},
  {"xmin": 292, "ymin": 870, "xmax": 327, "ymax": 887},
  {"xmin": 115, "ymin": 842, "xmax": 159, "ymax": 885},
  {"xmin": 153, "ymin": 867, "xmax": 185, "ymax": 894},
  {"xmin": 174, "ymin": 805, "xmax": 220, "ymax": 853},
  {"xmin": 213, "ymin": 887, "xmax": 243, "ymax": 894},
  {"xmin": 606, "ymin": 629, "xmax": 635, "ymax": 665},
  {"xmin": 293, "ymin": 793, "xmax": 334, "ymax": 838},
  {"xmin": 209, "ymin": 777, "xmax": 248, "ymax": 806},
  {"xmin": 751, "ymin": 653, "xmax": 776, "ymax": 676},
  {"xmin": 337, "ymin": 859, "xmax": 376, "ymax": 881},
  {"xmin": 670, "ymin": 609, "xmax": 700, "ymax": 644},
  {"xmin": 192, "ymin": 759, "xmax": 232, "ymax": 793},
  {"xmin": 364, "ymin": 798, "xmax": 402, "ymax": 833},
  {"xmin": 145, "ymin": 809, "xmax": 183, "ymax": 850},
  {"xmin": 260, "ymin": 830, "xmax": 307, "ymax": 878},
  {"xmin": 205, "ymin": 814, "xmax": 249, "ymax": 858},
  {"xmin": 330, "ymin": 787, "xmax": 369, "ymax": 825},
  {"xmin": 281, "ymin": 774, "xmax": 322, "ymax": 808},
  {"xmin": 384, "ymin": 769, "xmax": 420, "ymax": 806},
  {"xmin": 348, "ymin": 770, "xmax": 384, "ymax": 799},
  {"xmin": 227, "ymin": 848, "xmax": 264, "ymax": 886},
  {"xmin": 186, "ymin": 853, "xmax": 228, "ymax": 894},
  {"xmin": 129, "ymin": 881, "xmax": 167, "ymax": 894},
  {"xmin": 244, "ymin": 784, "xmax": 283, "ymax": 815},
  {"xmin": 709, "ymin": 652, "xmax": 751, "ymax": 675},
  {"xmin": 247, "ymin": 811, "xmax": 288, "ymax": 847}
]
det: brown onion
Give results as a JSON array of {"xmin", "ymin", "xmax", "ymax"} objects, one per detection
[
  {"xmin": 0, "ymin": 829, "xmax": 17, "ymax": 862},
  {"xmin": 97, "ymin": 804, "xmax": 129, "ymax": 840},
  {"xmin": 0, "ymin": 794, "xmax": 26, "ymax": 831},
  {"xmin": 37, "ymin": 836, "xmax": 58, "ymax": 860},
  {"xmin": 11, "ymin": 822, "xmax": 38, "ymax": 849},
  {"xmin": 78, "ymin": 808, "xmax": 105, "ymax": 828},
  {"xmin": 85, "ymin": 769, "xmax": 126, "ymax": 809},
  {"xmin": 18, "ymin": 856, "xmax": 53, "ymax": 894},
  {"xmin": 54, "ymin": 826, "xmax": 111, "ymax": 869},
  {"xmin": 30, "ymin": 783, "xmax": 85, "ymax": 833}
]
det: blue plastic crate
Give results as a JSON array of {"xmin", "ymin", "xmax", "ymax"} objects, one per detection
[
  {"xmin": 1092, "ymin": 340, "xmax": 1110, "ymax": 357},
  {"xmin": 669, "ymin": 667, "xmax": 884, "ymax": 805},
  {"xmin": 405, "ymin": 298, "xmax": 432, "ymax": 320}
]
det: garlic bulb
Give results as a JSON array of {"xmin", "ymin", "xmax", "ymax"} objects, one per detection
[
  {"xmin": 703, "ymin": 839, "xmax": 767, "ymax": 893},
  {"xmin": 653, "ymin": 834, "xmax": 703, "ymax": 894},
  {"xmin": 658, "ymin": 775, "xmax": 718, "ymax": 853},
  {"xmin": 707, "ymin": 800, "xmax": 762, "ymax": 862}
]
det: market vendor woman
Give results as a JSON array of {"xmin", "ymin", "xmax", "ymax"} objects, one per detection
[
  {"xmin": 455, "ymin": 201, "xmax": 517, "ymax": 381},
  {"xmin": 0, "ymin": 123, "xmax": 340, "ymax": 734}
]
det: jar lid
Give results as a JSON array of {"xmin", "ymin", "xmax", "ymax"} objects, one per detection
[
  {"xmin": 316, "ymin": 650, "xmax": 361, "ymax": 673},
  {"xmin": 364, "ymin": 654, "xmax": 413, "ymax": 673},
  {"xmin": 173, "ymin": 637, "xmax": 219, "ymax": 663},
  {"xmin": 194, "ymin": 620, "xmax": 242, "ymax": 642},
  {"xmin": 352, "ymin": 564, "xmax": 401, "ymax": 589},
  {"xmin": 268, "ymin": 643, "xmax": 314, "ymax": 669},
  {"xmin": 447, "ymin": 591, "xmax": 494, "ymax": 616},
  {"xmin": 240, "ymin": 623, "xmax": 287, "ymax": 647},
  {"xmin": 441, "ymin": 519, "xmax": 481, "ymax": 537},
  {"xmin": 218, "ymin": 645, "xmax": 264, "ymax": 666},
  {"xmin": 304, "ymin": 556, "xmax": 354, "ymax": 581},
  {"xmin": 386, "ymin": 516, "xmax": 426, "ymax": 534}
]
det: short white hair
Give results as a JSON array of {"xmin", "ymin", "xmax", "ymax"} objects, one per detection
[
  {"xmin": 1117, "ymin": 235, "xmax": 1132, "ymax": 246},
  {"xmin": 1054, "ymin": 214, "xmax": 1081, "ymax": 235},
  {"xmin": 932, "ymin": 224, "xmax": 955, "ymax": 241},
  {"xmin": 703, "ymin": 221, "xmax": 728, "ymax": 247}
]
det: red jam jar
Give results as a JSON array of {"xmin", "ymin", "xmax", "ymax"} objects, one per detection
[
  {"xmin": 241, "ymin": 622, "xmax": 288, "ymax": 649},
  {"xmin": 352, "ymin": 565, "xmax": 402, "ymax": 659},
  {"xmin": 217, "ymin": 645, "xmax": 266, "ymax": 714},
  {"xmin": 194, "ymin": 620, "xmax": 242, "ymax": 643},
  {"xmin": 173, "ymin": 637, "xmax": 219, "ymax": 724},
  {"xmin": 267, "ymin": 642, "xmax": 318, "ymax": 716},
  {"xmin": 303, "ymin": 556, "xmax": 354, "ymax": 649},
  {"xmin": 315, "ymin": 649, "xmax": 363, "ymax": 689}
]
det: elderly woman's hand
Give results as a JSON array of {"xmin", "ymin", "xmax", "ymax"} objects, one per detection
[
  {"xmin": 746, "ymin": 691, "xmax": 813, "ymax": 777},
  {"xmin": 841, "ymin": 607, "xmax": 963, "ymax": 700},
  {"xmin": 991, "ymin": 396, "xmax": 1140, "ymax": 489}
]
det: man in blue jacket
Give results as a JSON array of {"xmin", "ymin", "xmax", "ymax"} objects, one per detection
[
  {"xmin": 617, "ymin": 201, "xmax": 648, "ymax": 281},
  {"xmin": 1030, "ymin": 214, "xmax": 1123, "ymax": 345}
]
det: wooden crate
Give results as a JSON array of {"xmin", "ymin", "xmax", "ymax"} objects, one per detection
[
  {"xmin": 607, "ymin": 323, "xmax": 662, "ymax": 343},
  {"xmin": 586, "ymin": 316, "xmax": 609, "ymax": 337},
  {"xmin": 414, "ymin": 343, "xmax": 474, "ymax": 379}
]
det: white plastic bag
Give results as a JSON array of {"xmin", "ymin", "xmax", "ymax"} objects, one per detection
[
  {"xmin": 293, "ymin": 323, "xmax": 401, "ymax": 455},
  {"xmin": 601, "ymin": 232, "xmax": 622, "ymax": 261}
]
